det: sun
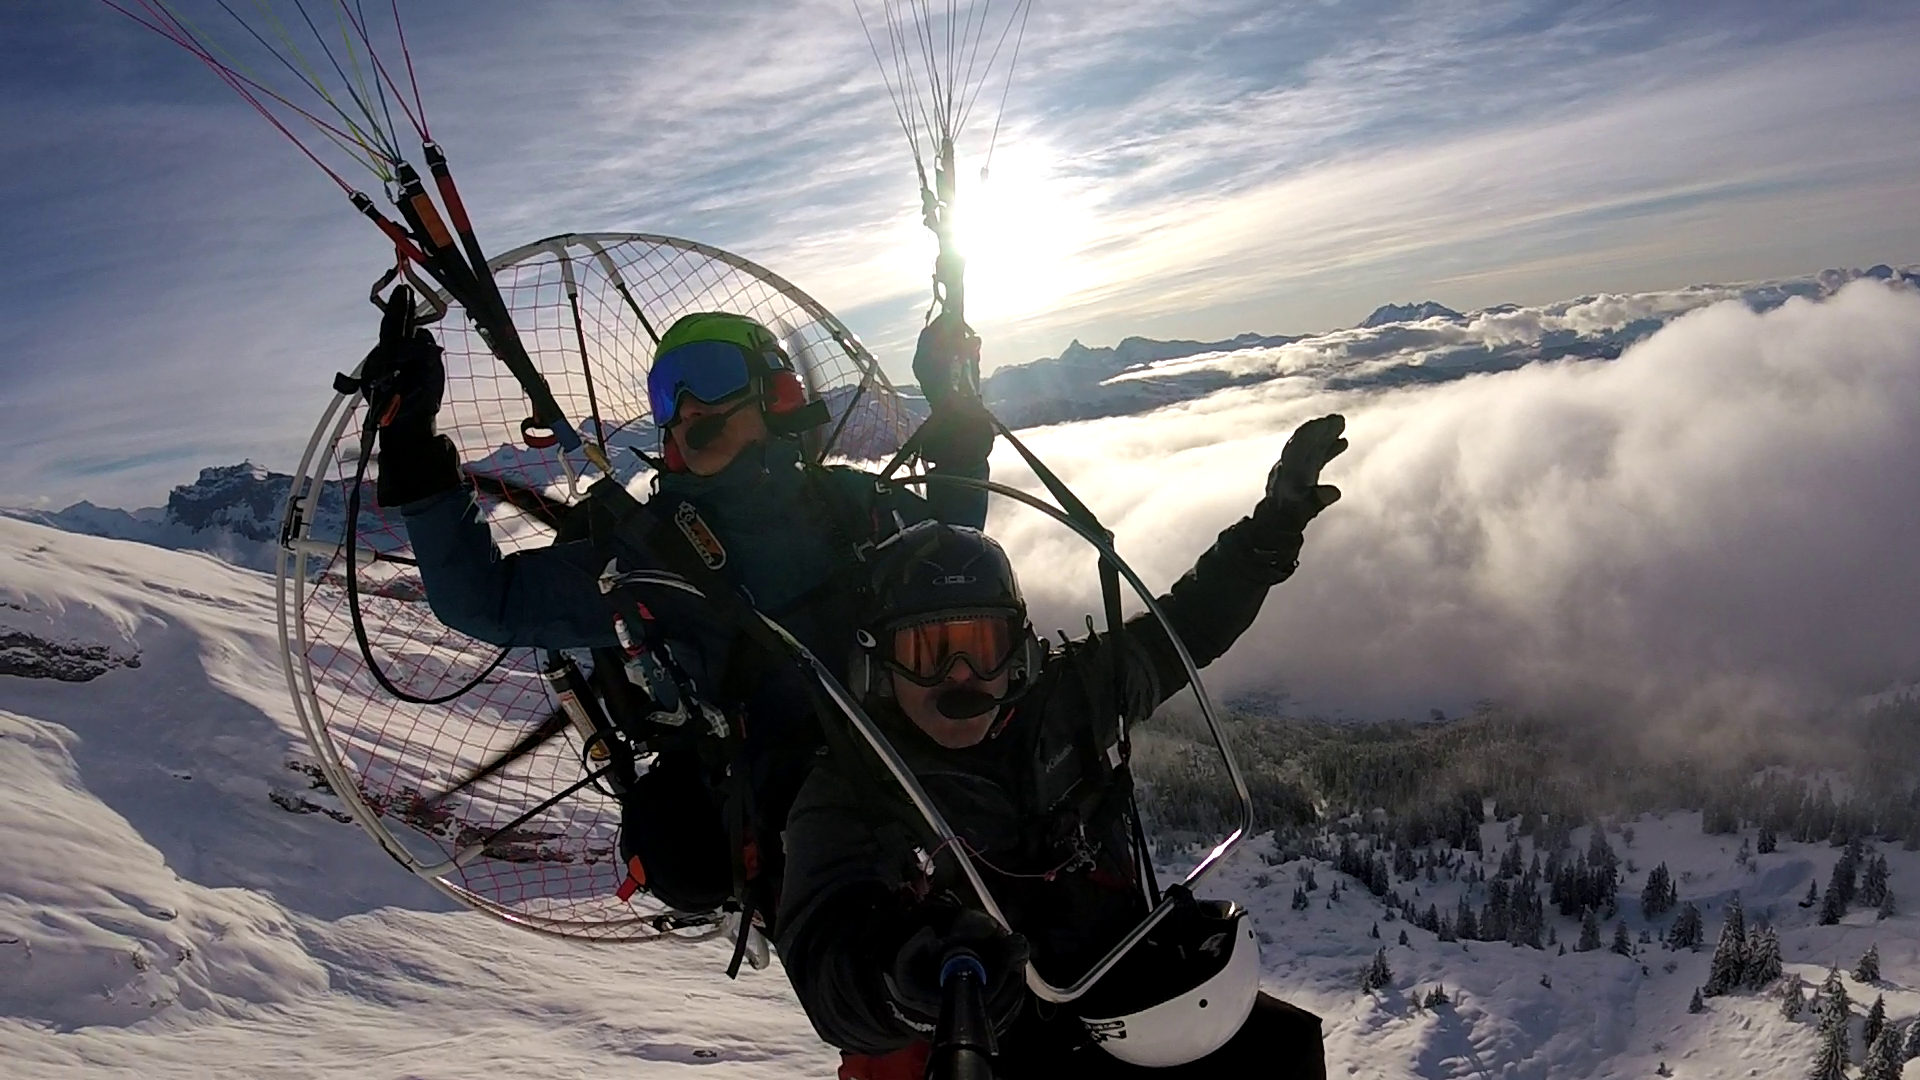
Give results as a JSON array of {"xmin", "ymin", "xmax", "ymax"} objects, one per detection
[{"xmin": 945, "ymin": 145, "xmax": 1094, "ymax": 322}]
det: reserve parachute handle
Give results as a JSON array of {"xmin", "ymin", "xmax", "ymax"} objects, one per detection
[{"xmin": 275, "ymin": 232, "xmax": 913, "ymax": 943}]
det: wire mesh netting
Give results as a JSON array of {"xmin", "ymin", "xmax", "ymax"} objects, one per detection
[{"xmin": 280, "ymin": 232, "xmax": 912, "ymax": 941}]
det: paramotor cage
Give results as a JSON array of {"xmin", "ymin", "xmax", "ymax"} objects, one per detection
[{"xmin": 275, "ymin": 231, "xmax": 912, "ymax": 944}]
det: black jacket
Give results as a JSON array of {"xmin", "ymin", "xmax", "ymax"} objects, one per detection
[{"xmin": 776, "ymin": 510, "xmax": 1294, "ymax": 1055}]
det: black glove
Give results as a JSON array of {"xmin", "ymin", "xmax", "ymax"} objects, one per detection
[
  {"xmin": 912, "ymin": 311, "xmax": 982, "ymax": 410},
  {"xmin": 1247, "ymin": 413, "xmax": 1347, "ymax": 571},
  {"xmin": 359, "ymin": 288, "xmax": 459, "ymax": 507},
  {"xmin": 917, "ymin": 394, "xmax": 996, "ymax": 470},
  {"xmin": 884, "ymin": 905, "xmax": 1030, "ymax": 1034}
]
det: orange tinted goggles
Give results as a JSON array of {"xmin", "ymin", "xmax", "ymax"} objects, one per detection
[{"xmin": 886, "ymin": 615, "xmax": 1018, "ymax": 686}]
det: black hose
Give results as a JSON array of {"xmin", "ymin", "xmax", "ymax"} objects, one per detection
[{"xmin": 342, "ymin": 410, "xmax": 510, "ymax": 705}]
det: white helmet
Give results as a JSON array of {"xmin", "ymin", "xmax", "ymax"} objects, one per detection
[{"xmin": 1077, "ymin": 897, "xmax": 1261, "ymax": 1067}]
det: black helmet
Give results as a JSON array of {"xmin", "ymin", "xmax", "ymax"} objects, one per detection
[{"xmin": 851, "ymin": 521, "xmax": 1039, "ymax": 701}]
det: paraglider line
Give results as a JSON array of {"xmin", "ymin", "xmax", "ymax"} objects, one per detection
[
  {"xmin": 977, "ymin": 0, "xmax": 1031, "ymax": 175},
  {"xmin": 105, "ymin": 0, "xmax": 365, "ymax": 190}
]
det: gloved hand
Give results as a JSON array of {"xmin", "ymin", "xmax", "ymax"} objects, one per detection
[
  {"xmin": 884, "ymin": 905, "xmax": 1030, "ymax": 1034},
  {"xmin": 359, "ymin": 287, "xmax": 459, "ymax": 507},
  {"xmin": 359, "ymin": 287, "xmax": 446, "ymax": 438},
  {"xmin": 1248, "ymin": 413, "xmax": 1347, "ymax": 568},
  {"xmin": 917, "ymin": 394, "xmax": 996, "ymax": 470},
  {"xmin": 912, "ymin": 311, "xmax": 982, "ymax": 410}
]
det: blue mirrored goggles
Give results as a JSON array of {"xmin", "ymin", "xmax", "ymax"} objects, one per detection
[{"xmin": 647, "ymin": 340, "xmax": 755, "ymax": 426}]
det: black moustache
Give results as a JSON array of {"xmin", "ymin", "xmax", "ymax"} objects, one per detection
[{"xmin": 935, "ymin": 688, "xmax": 1001, "ymax": 720}]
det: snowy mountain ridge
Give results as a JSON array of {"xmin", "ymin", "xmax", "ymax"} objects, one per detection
[{"xmin": 6, "ymin": 262, "xmax": 1917, "ymax": 578}]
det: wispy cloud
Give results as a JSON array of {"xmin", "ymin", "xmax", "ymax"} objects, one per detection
[{"xmin": 3, "ymin": 0, "xmax": 1917, "ymax": 507}]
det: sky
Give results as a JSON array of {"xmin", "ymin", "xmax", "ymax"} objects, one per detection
[{"xmin": 2, "ymin": 0, "xmax": 1918, "ymax": 509}]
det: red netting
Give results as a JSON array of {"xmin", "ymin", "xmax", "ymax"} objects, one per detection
[{"xmin": 284, "ymin": 233, "xmax": 912, "ymax": 940}]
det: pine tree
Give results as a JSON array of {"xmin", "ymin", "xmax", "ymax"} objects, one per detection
[
  {"xmin": 1666, "ymin": 902, "xmax": 1704, "ymax": 951},
  {"xmin": 1878, "ymin": 888, "xmax": 1896, "ymax": 920},
  {"xmin": 1808, "ymin": 1009, "xmax": 1850, "ymax": 1080},
  {"xmin": 1359, "ymin": 947, "xmax": 1394, "ymax": 992},
  {"xmin": 1803, "ymin": 880, "xmax": 1820, "ymax": 908},
  {"xmin": 1744, "ymin": 925, "xmax": 1783, "ymax": 989},
  {"xmin": 1863, "ymin": 1021, "xmax": 1903, "ymax": 1080},
  {"xmin": 1703, "ymin": 903, "xmax": 1748, "ymax": 996},
  {"xmin": 1864, "ymin": 994, "xmax": 1888, "ymax": 1055},
  {"xmin": 1819, "ymin": 966, "xmax": 1851, "ymax": 1021},
  {"xmin": 1855, "ymin": 943, "xmax": 1882, "ymax": 983},
  {"xmin": 1641, "ymin": 863, "xmax": 1674, "ymax": 918},
  {"xmin": 1370, "ymin": 922, "xmax": 1380, "ymax": 939},
  {"xmin": 1423, "ymin": 985, "xmax": 1448, "ymax": 1008},
  {"xmin": 1687, "ymin": 987, "xmax": 1705, "ymax": 1014},
  {"xmin": 1781, "ymin": 975, "xmax": 1806, "ymax": 1020},
  {"xmin": 1902, "ymin": 1017, "xmax": 1920, "ymax": 1062},
  {"xmin": 1759, "ymin": 826, "xmax": 1778, "ymax": 854},
  {"xmin": 1399, "ymin": 928, "xmax": 1410, "ymax": 946},
  {"xmin": 1577, "ymin": 907, "xmax": 1601, "ymax": 952},
  {"xmin": 1819, "ymin": 884, "xmax": 1846, "ymax": 925},
  {"xmin": 1863, "ymin": 855, "xmax": 1891, "ymax": 909},
  {"xmin": 1611, "ymin": 920, "xmax": 1633, "ymax": 957}
]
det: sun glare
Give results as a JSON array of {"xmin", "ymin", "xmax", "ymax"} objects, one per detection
[{"xmin": 945, "ymin": 146, "xmax": 1093, "ymax": 322}]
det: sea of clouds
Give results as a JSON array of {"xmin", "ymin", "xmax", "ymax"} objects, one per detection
[{"xmin": 991, "ymin": 278, "xmax": 1920, "ymax": 733}]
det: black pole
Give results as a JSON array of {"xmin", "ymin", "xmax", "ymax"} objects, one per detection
[{"xmin": 928, "ymin": 951, "xmax": 998, "ymax": 1080}]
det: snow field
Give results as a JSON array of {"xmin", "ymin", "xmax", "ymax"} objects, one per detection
[{"xmin": 10, "ymin": 515, "xmax": 1920, "ymax": 1077}]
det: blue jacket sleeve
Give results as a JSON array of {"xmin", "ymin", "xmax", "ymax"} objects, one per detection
[{"xmin": 400, "ymin": 489, "xmax": 620, "ymax": 650}]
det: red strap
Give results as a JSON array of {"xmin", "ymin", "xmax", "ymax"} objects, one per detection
[
  {"xmin": 838, "ymin": 1042, "xmax": 931, "ymax": 1080},
  {"xmin": 616, "ymin": 855, "xmax": 648, "ymax": 902},
  {"xmin": 742, "ymin": 836, "xmax": 761, "ymax": 880}
]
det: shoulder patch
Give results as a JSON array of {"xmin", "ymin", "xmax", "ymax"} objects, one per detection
[{"xmin": 673, "ymin": 502, "xmax": 727, "ymax": 570}]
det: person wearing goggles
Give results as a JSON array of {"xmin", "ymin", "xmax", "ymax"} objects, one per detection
[
  {"xmin": 779, "ymin": 415, "xmax": 1349, "ymax": 1079},
  {"xmin": 365, "ymin": 305, "xmax": 995, "ymax": 935}
]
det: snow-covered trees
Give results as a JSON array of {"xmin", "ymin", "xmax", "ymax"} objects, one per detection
[
  {"xmin": 1862, "ymin": 855, "xmax": 1891, "ymax": 910},
  {"xmin": 1804, "ymin": 976, "xmax": 1850, "ymax": 1076},
  {"xmin": 1862, "ymin": 1022, "xmax": 1903, "ymax": 1080},
  {"xmin": 1758, "ymin": 826, "xmax": 1778, "ymax": 854},
  {"xmin": 1360, "ymin": 948, "xmax": 1394, "ymax": 993},
  {"xmin": 1703, "ymin": 898, "xmax": 1748, "ymax": 996},
  {"xmin": 1611, "ymin": 921, "xmax": 1633, "ymax": 957},
  {"xmin": 1809, "ymin": 1025, "xmax": 1849, "ymax": 1080},
  {"xmin": 1688, "ymin": 987, "xmax": 1705, "ymax": 1014},
  {"xmin": 1855, "ymin": 943, "xmax": 1882, "ymax": 984},
  {"xmin": 1781, "ymin": 975, "xmax": 1806, "ymax": 1020},
  {"xmin": 1666, "ymin": 902, "xmax": 1704, "ymax": 951},
  {"xmin": 1744, "ymin": 925, "xmax": 1783, "ymax": 989},
  {"xmin": 1864, "ymin": 994, "xmax": 1888, "ymax": 1055},
  {"xmin": 1577, "ymin": 908, "xmax": 1601, "ymax": 952},
  {"xmin": 1903, "ymin": 1017, "xmax": 1920, "ymax": 1062},
  {"xmin": 1640, "ymin": 863, "xmax": 1676, "ymax": 918},
  {"xmin": 1817, "ymin": 967, "xmax": 1851, "ymax": 1023}
]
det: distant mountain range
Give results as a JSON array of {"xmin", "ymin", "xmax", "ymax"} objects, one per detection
[{"xmin": 6, "ymin": 263, "xmax": 1915, "ymax": 569}]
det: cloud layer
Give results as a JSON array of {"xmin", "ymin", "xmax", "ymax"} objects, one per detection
[{"xmin": 991, "ymin": 281, "xmax": 1920, "ymax": 727}]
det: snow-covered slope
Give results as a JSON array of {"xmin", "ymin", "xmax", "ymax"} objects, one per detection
[
  {"xmin": 0, "ymin": 518, "xmax": 835, "ymax": 1078},
  {"xmin": 11, "ymin": 515, "xmax": 1920, "ymax": 1078}
]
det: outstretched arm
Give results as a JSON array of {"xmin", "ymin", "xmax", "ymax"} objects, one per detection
[
  {"xmin": 400, "ymin": 486, "xmax": 619, "ymax": 651},
  {"xmin": 353, "ymin": 297, "xmax": 619, "ymax": 652},
  {"xmin": 1124, "ymin": 414, "xmax": 1348, "ymax": 709}
]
